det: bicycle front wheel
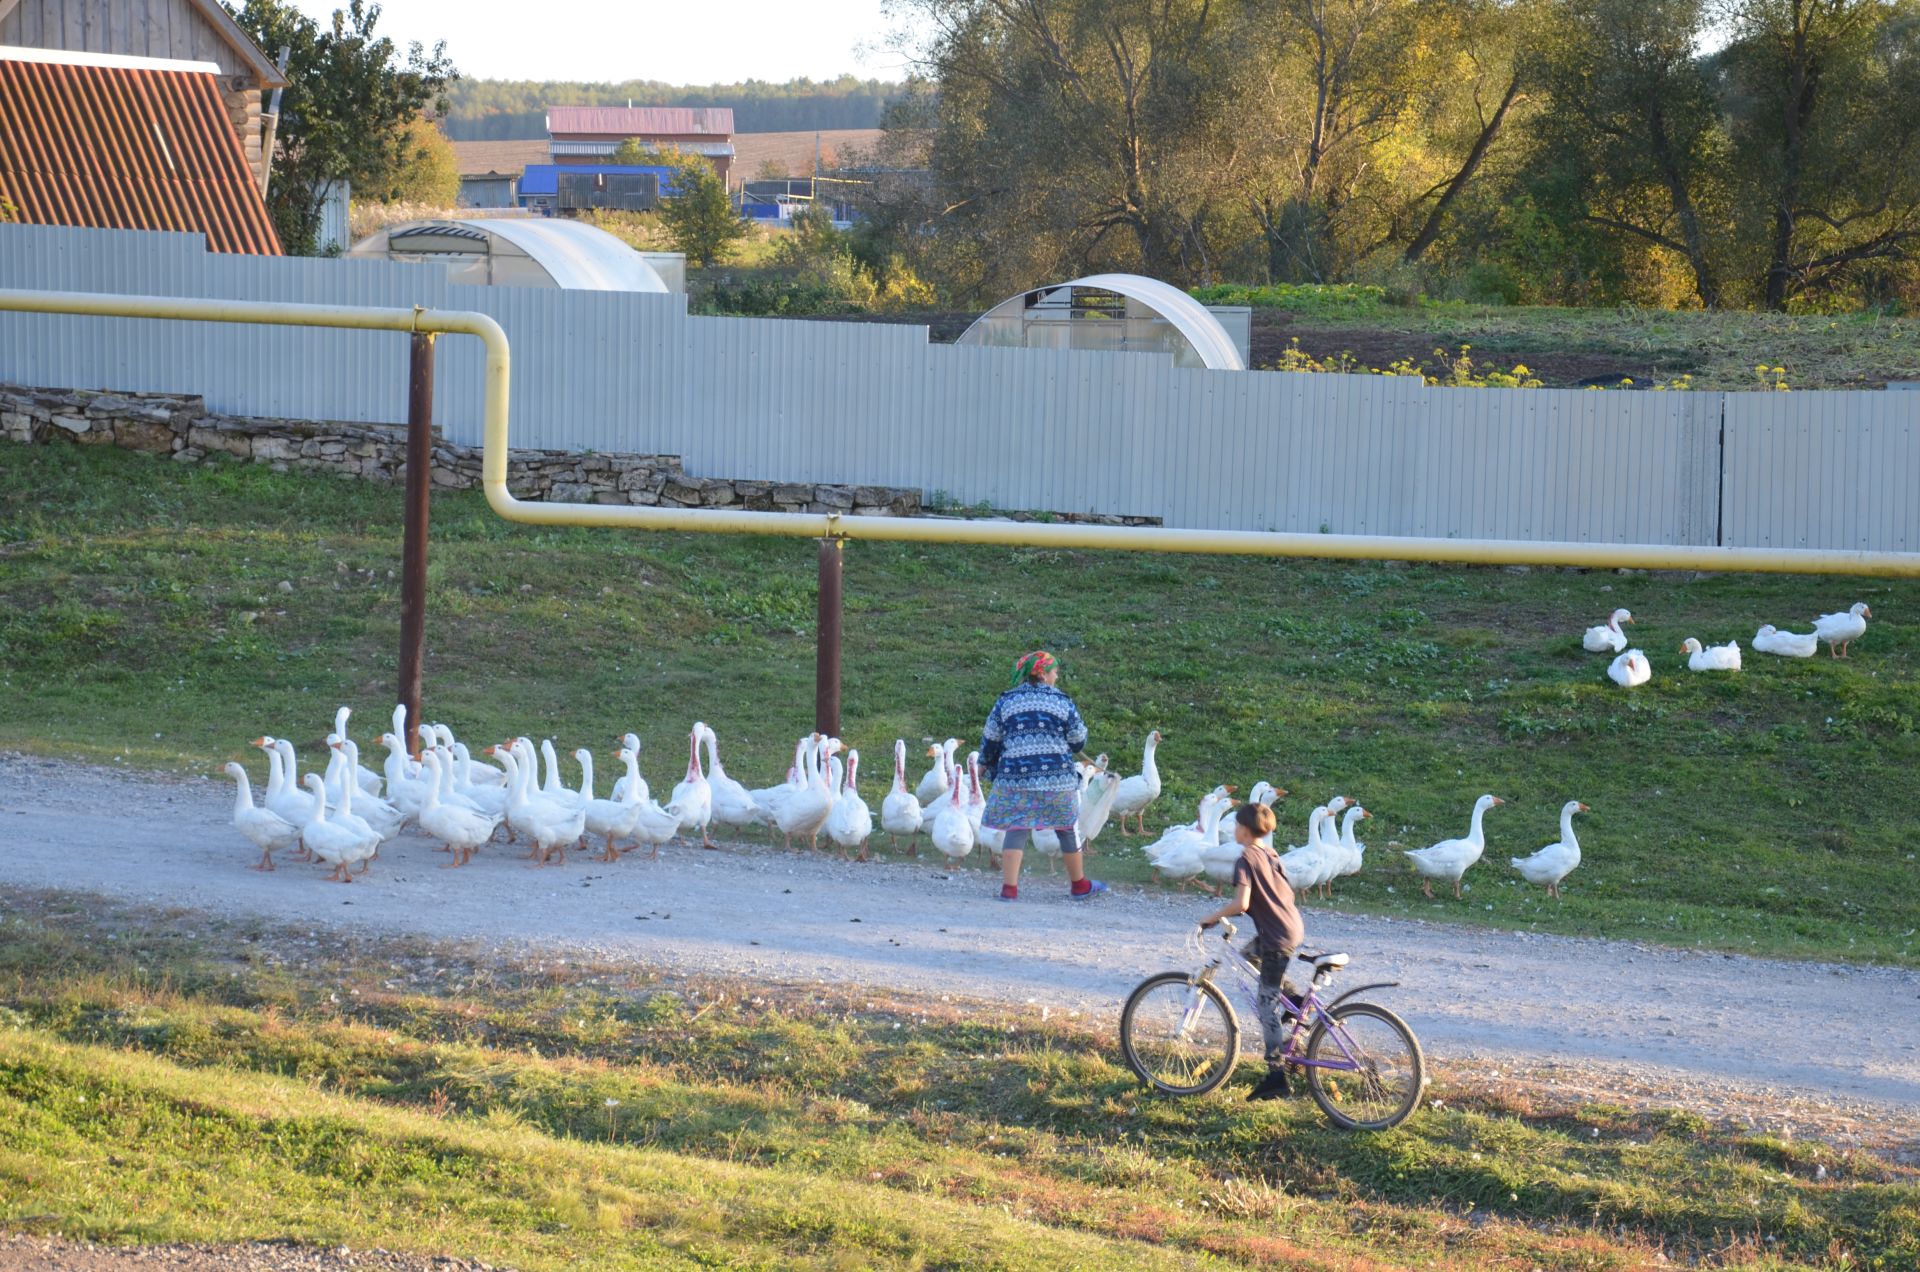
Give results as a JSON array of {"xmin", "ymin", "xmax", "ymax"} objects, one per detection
[
  {"xmin": 1119, "ymin": 972, "xmax": 1240, "ymax": 1096},
  {"xmin": 1302, "ymin": 1002, "xmax": 1425, "ymax": 1130}
]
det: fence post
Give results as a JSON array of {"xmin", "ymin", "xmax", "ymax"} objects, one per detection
[{"xmin": 399, "ymin": 332, "xmax": 435, "ymax": 759}]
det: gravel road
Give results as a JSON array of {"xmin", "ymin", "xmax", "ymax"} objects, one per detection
[{"xmin": 4, "ymin": 754, "xmax": 1917, "ymax": 1114}]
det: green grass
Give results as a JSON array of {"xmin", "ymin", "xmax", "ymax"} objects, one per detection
[
  {"xmin": 2, "ymin": 890, "xmax": 1914, "ymax": 1270},
  {"xmin": 2, "ymin": 443, "xmax": 1918, "ymax": 966}
]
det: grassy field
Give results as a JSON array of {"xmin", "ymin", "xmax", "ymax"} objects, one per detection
[
  {"xmin": 2, "ymin": 889, "xmax": 1913, "ymax": 1271},
  {"xmin": 1, "ymin": 443, "xmax": 1917, "ymax": 966}
]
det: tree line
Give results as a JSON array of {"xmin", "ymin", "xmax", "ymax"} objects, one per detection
[
  {"xmin": 858, "ymin": 0, "xmax": 1920, "ymax": 311},
  {"xmin": 442, "ymin": 76, "xmax": 900, "ymax": 139}
]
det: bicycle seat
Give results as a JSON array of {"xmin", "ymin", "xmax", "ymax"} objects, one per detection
[{"xmin": 1298, "ymin": 951, "xmax": 1350, "ymax": 969}]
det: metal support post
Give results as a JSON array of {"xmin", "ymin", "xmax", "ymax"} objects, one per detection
[
  {"xmin": 398, "ymin": 332, "xmax": 435, "ymax": 759},
  {"xmin": 816, "ymin": 536, "xmax": 844, "ymax": 737}
]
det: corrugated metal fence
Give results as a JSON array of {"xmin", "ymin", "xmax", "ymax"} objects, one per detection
[{"xmin": 2, "ymin": 224, "xmax": 1915, "ymax": 550}]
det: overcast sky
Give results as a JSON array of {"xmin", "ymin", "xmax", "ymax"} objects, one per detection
[{"xmin": 290, "ymin": 0, "xmax": 906, "ymax": 84}]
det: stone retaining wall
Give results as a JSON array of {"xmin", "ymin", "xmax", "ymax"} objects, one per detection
[{"xmin": 0, "ymin": 384, "xmax": 1159, "ymax": 525}]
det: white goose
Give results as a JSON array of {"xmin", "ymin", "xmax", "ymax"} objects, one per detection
[
  {"xmin": 329, "ymin": 740, "xmax": 407, "ymax": 840},
  {"xmin": 964, "ymin": 752, "xmax": 1005, "ymax": 861},
  {"xmin": 751, "ymin": 735, "xmax": 814, "ymax": 830},
  {"xmin": 377, "ymin": 731, "xmax": 433, "ymax": 817},
  {"xmin": 1110, "ymin": 730, "xmax": 1163, "ymax": 835},
  {"xmin": 579, "ymin": 747, "xmax": 645, "ymax": 862},
  {"xmin": 880, "ymin": 739, "xmax": 925, "ymax": 854},
  {"xmin": 1813, "ymin": 602, "xmax": 1871, "ymax": 658},
  {"xmin": 916, "ymin": 738, "xmax": 960, "ymax": 809},
  {"xmin": 1277, "ymin": 803, "xmax": 1342, "ymax": 897},
  {"xmin": 253, "ymin": 736, "xmax": 316, "ymax": 834},
  {"xmin": 418, "ymin": 751, "xmax": 503, "ymax": 868},
  {"xmin": 299, "ymin": 774, "xmax": 378, "ymax": 882},
  {"xmin": 493, "ymin": 743, "xmax": 585, "ymax": 866},
  {"xmin": 1582, "ymin": 608, "xmax": 1634, "ymax": 653},
  {"xmin": 450, "ymin": 742, "xmax": 510, "ymax": 819},
  {"xmin": 1402, "ymin": 794, "xmax": 1504, "ymax": 899},
  {"xmin": 1680, "ymin": 637, "xmax": 1742, "ymax": 672},
  {"xmin": 610, "ymin": 732, "xmax": 650, "ymax": 803},
  {"xmin": 1333, "ymin": 804, "xmax": 1372, "ymax": 880},
  {"xmin": 928, "ymin": 756, "xmax": 976, "ymax": 862},
  {"xmin": 670, "ymin": 722, "xmax": 716, "ymax": 848},
  {"xmin": 704, "ymin": 725, "xmax": 761, "ymax": 833},
  {"xmin": 1033, "ymin": 761, "xmax": 1124, "ymax": 861},
  {"xmin": 330, "ymin": 706, "xmax": 385, "ymax": 796},
  {"xmin": 774, "ymin": 734, "xmax": 834, "ymax": 850},
  {"xmin": 1753, "ymin": 624, "xmax": 1818, "ymax": 658},
  {"xmin": 539, "ymin": 739, "xmax": 588, "ymax": 810},
  {"xmin": 1215, "ymin": 781, "xmax": 1286, "ymax": 846},
  {"xmin": 1145, "ymin": 791, "xmax": 1233, "ymax": 892},
  {"xmin": 1511, "ymin": 800, "xmax": 1587, "ymax": 898},
  {"xmin": 826, "ymin": 748, "xmax": 876, "ymax": 860},
  {"xmin": 1607, "ymin": 649, "xmax": 1652, "ymax": 688},
  {"xmin": 225, "ymin": 761, "xmax": 300, "ymax": 871}
]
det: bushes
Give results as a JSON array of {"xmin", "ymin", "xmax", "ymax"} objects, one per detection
[{"xmin": 1188, "ymin": 282, "xmax": 1394, "ymax": 319}]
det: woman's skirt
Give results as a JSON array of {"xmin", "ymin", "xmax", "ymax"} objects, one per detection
[{"xmin": 982, "ymin": 783, "xmax": 1080, "ymax": 831}]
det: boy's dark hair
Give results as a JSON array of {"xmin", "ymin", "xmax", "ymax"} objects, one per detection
[{"xmin": 1234, "ymin": 802, "xmax": 1276, "ymax": 836}]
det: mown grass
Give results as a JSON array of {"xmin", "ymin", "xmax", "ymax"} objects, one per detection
[
  {"xmin": 2, "ymin": 892, "xmax": 1914, "ymax": 1271},
  {"xmin": 2, "ymin": 443, "xmax": 1918, "ymax": 966}
]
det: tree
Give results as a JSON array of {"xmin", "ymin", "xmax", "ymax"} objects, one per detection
[
  {"xmin": 1531, "ymin": 0, "xmax": 1732, "ymax": 306},
  {"xmin": 229, "ymin": 0, "xmax": 457, "ymax": 254},
  {"xmin": 1720, "ymin": 0, "xmax": 1920, "ymax": 309},
  {"xmin": 366, "ymin": 117, "xmax": 460, "ymax": 205},
  {"xmin": 660, "ymin": 158, "xmax": 747, "ymax": 267},
  {"xmin": 610, "ymin": 138, "xmax": 651, "ymax": 165}
]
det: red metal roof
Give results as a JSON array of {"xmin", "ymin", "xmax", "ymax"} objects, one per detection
[
  {"xmin": 0, "ymin": 55, "xmax": 281, "ymax": 255},
  {"xmin": 545, "ymin": 105, "xmax": 734, "ymax": 137}
]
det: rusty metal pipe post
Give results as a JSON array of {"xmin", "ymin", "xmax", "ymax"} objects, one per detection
[
  {"xmin": 398, "ymin": 332, "xmax": 436, "ymax": 760},
  {"xmin": 815, "ymin": 537, "xmax": 844, "ymax": 737}
]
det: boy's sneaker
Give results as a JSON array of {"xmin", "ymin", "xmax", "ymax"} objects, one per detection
[
  {"xmin": 1247, "ymin": 1069, "xmax": 1292, "ymax": 1102},
  {"xmin": 997, "ymin": 885, "xmax": 1018, "ymax": 902},
  {"xmin": 1069, "ymin": 879, "xmax": 1108, "ymax": 899}
]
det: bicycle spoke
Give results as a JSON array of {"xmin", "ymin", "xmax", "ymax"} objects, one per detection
[
  {"xmin": 1305, "ymin": 1004, "xmax": 1423, "ymax": 1130},
  {"xmin": 1120, "ymin": 975, "xmax": 1238, "ymax": 1096}
]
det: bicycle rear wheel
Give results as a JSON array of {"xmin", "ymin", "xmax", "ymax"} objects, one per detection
[
  {"xmin": 1302, "ymin": 1002, "xmax": 1424, "ymax": 1130},
  {"xmin": 1119, "ymin": 972, "xmax": 1240, "ymax": 1096}
]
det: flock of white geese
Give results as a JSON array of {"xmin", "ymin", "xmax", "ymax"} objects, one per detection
[
  {"xmin": 225, "ymin": 598, "xmax": 1876, "ymax": 896},
  {"xmin": 1590, "ymin": 601, "xmax": 1872, "ymax": 687}
]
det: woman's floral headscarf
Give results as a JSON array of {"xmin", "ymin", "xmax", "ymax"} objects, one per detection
[{"xmin": 1010, "ymin": 650, "xmax": 1057, "ymax": 688}]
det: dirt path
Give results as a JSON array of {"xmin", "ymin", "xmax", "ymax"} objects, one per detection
[{"xmin": 4, "ymin": 755, "xmax": 1917, "ymax": 1118}]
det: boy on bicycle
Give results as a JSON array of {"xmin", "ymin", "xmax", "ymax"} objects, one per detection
[{"xmin": 1198, "ymin": 802, "xmax": 1304, "ymax": 1101}]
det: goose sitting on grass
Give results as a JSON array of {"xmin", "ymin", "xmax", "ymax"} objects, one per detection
[
  {"xmin": 1582, "ymin": 608, "xmax": 1634, "ymax": 653},
  {"xmin": 1680, "ymin": 637, "xmax": 1742, "ymax": 672},
  {"xmin": 1752, "ymin": 624, "xmax": 1818, "ymax": 658}
]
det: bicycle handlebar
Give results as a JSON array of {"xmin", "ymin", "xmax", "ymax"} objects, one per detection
[{"xmin": 1199, "ymin": 918, "xmax": 1237, "ymax": 941}]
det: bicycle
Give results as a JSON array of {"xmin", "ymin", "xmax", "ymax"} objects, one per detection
[{"xmin": 1118, "ymin": 920, "xmax": 1426, "ymax": 1130}]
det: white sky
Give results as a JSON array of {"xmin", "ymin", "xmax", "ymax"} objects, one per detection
[{"xmin": 290, "ymin": 0, "xmax": 907, "ymax": 85}]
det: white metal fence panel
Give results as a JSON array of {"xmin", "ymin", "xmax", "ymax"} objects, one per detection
[
  {"xmin": 1722, "ymin": 391, "xmax": 1920, "ymax": 551},
  {"xmin": 2, "ymin": 223, "xmax": 1914, "ymax": 551}
]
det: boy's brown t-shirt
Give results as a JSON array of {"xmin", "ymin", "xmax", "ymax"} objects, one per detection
[{"xmin": 1233, "ymin": 841, "xmax": 1305, "ymax": 954}]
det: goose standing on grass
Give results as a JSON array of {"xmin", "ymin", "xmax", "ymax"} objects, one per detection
[
  {"xmin": 1332, "ymin": 804, "xmax": 1372, "ymax": 882},
  {"xmin": 880, "ymin": 740, "xmax": 925, "ymax": 854},
  {"xmin": 916, "ymin": 738, "xmax": 960, "ymax": 809},
  {"xmin": 1607, "ymin": 649, "xmax": 1652, "ymax": 688},
  {"xmin": 1582, "ymin": 608, "xmax": 1634, "ymax": 653},
  {"xmin": 419, "ymin": 751, "xmax": 503, "ymax": 868},
  {"xmin": 580, "ymin": 747, "xmax": 645, "ymax": 863},
  {"xmin": 1753, "ymin": 624, "xmax": 1818, "ymax": 658},
  {"xmin": 1145, "ymin": 791, "xmax": 1234, "ymax": 893},
  {"xmin": 1680, "ymin": 637, "xmax": 1742, "ymax": 672},
  {"xmin": 1402, "ymin": 794, "xmax": 1503, "ymax": 899},
  {"xmin": 225, "ymin": 762, "xmax": 300, "ymax": 871},
  {"xmin": 1110, "ymin": 730, "xmax": 1163, "ymax": 835},
  {"xmin": 1814, "ymin": 602, "xmax": 1871, "ymax": 658},
  {"xmin": 610, "ymin": 733, "xmax": 649, "ymax": 802},
  {"xmin": 704, "ymin": 726, "xmax": 761, "ymax": 834},
  {"xmin": 826, "ymin": 748, "xmax": 876, "ymax": 860},
  {"xmin": 670, "ymin": 722, "xmax": 716, "ymax": 848},
  {"xmin": 1511, "ymin": 800, "xmax": 1588, "ymax": 898}
]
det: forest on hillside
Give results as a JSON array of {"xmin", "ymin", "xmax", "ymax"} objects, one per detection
[
  {"xmin": 852, "ymin": 0, "xmax": 1920, "ymax": 312},
  {"xmin": 442, "ymin": 76, "xmax": 899, "ymax": 138}
]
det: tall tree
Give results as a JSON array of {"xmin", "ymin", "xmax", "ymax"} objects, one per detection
[
  {"xmin": 660, "ymin": 158, "xmax": 748, "ymax": 267},
  {"xmin": 1720, "ymin": 0, "xmax": 1920, "ymax": 309},
  {"xmin": 1532, "ymin": 0, "xmax": 1731, "ymax": 306},
  {"xmin": 229, "ymin": 1, "xmax": 457, "ymax": 254}
]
